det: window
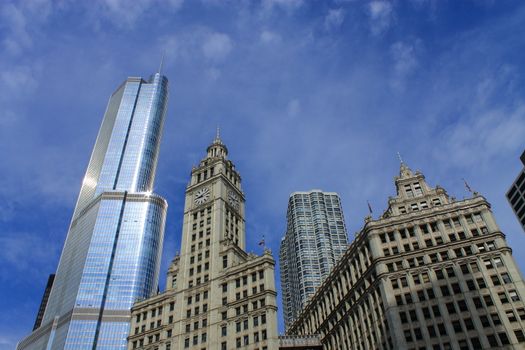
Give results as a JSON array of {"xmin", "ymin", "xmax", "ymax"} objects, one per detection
[
  {"xmin": 487, "ymin": 334, "xmax": 498, "ymax": 347},
  {"xmin": 451, "ymin": 283, "xmax": 461, "ymax": 294},
  {"xmin": 441, "ymin": 285, "xmax": 450, "ymax": 296},
  {"xmin": 491, "ymin": 275, "xmax": 501, "ymax": 286},
  {"xmin": 437, "ymin": 323, "xmax": 447, "ymax": 336},
  {"xmin": 492, "ymin": 313, "xmax": 501, "ymax": 325},
  {"xmin": 510, "ymin": 290, "xmax": 520, "ymax": 302},
  {"xmin": 506, "ymin": 310, "xmax": 517, "ymax": 322},
  {"xmin": 446, "ymin": 267, "xmax": 455, "ymax": 277},
  {"xmin": 499, "ymin": 333, "xmax": 510, "ymax": 345},
  {"xmin": 446, "ymin": 302, "xmax": 457, "ymax": 314},
  {"xmin": 404, "ymin": 330, "xmax": 413, "ymax": 342},
  {"xmin": 515, "ymin": 330, "xmax": 525, "ymax": 343}
]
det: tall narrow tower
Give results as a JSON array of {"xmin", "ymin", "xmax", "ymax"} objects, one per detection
[
  {"xmin": 128, "ymin": 134, "xmax": 279, "ymax": 350},
  {"xmin": 18, "ymin": 73, "xmax": 169, "ymax": 350},
  {"xmin": 280, "ymin": 190, "xmax": 349, "ymax": 329}
]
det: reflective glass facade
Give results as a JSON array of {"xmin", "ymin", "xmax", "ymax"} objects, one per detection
[
  {"xmin": 280, "ymin": 190, "xmax": 349, "ymax": 329},
  {"xmin": 18, "ymin": 73, "xmax": 169, "ymax": 350}
]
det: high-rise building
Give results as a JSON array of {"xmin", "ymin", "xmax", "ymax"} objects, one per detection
[
  {"xmin": 288, "ymin": 162, "xmax": 525, "ymax": 349},
  {"xmin": 127, "ymin": 134, "xmax": 279, "ymax": 350},
  {"xmin": 280, "ymin": 190, "xmax": 348, "ymax": 329},
  {"xmin": 18, "ymin": 73, "xmax": 169, "ymax": 350},
  {"xmin": 506, "ymin": 149, "xmax": 525, "ymax": 232},
  {"xmin": 33, "ymin": 274, "xmax": 55, "ymax": 331}
]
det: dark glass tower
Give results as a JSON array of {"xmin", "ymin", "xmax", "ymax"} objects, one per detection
[{"xmin": 18, "ymin": 73, "xmax": 169, "ymax": 350}]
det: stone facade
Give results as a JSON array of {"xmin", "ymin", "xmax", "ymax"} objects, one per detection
[
  {"xmin": 128, "ymin": 134, "xmax": 278, "ymax": 350},
  {"xmin": 288, "ymin": 162, "xmax": 525, "ymax": 349}
]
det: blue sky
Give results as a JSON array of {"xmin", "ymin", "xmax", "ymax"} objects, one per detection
[{"xmin": 1, "ymin": 0, "xmax": 525, "ymax": 348}]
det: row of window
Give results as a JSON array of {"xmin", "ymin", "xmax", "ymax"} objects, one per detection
[{"xmin": 398, "ymin": 197, "xmax": 442, "ymax": 214}]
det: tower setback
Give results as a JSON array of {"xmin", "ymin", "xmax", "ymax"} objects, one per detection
[{"xmin": 18, "ymin": 73, "xmax": 169, "ymax": 350}]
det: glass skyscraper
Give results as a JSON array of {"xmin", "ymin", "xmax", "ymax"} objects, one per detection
[
  {"xmin": 280, "ymin": 190, "xmax": 349, "ymax": 329},
  {"xmin": 18, "ymin": 73, "xmax": 169, "ymax": 350}
]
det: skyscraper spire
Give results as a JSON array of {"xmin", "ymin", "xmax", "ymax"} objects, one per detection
[
  {"xmin": 18, "ymin": 73, "xmax": 169, "ymax": 350},
  {"xmin": 158, "ymin": 51, "xmax": 165, "ymax": 75}
]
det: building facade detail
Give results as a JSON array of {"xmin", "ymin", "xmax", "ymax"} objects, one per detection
[
  {"xmin": 288, "ymin": 162, "xmax": 525, "ymax": 350},
  {"xmin": 128, "ymin": 135, "xmax": 278, "ymax": 350},
  {"xmin": 18, "ymin": 73, "xmax": 169, "ymax": 350},
  {"xmin": 280, "ymin": 190, "xmax": 349, "ymax": 329},
  {"xmin": 507, "ymin": 149, "xmax": 525, "ymax": 232}
]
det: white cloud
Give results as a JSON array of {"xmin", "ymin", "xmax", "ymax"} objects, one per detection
[
  {"xmin": 206, "ymin": 67, "xmax": 222, "ymax": 81},
  {"xmin": 0, "ymin": 233, "xmax": 61, "ymax": 279},
  {"xmin": 0, "ymin": 65, "xmax": 37, "ymax": 92},
  {"xmin": 94, "ymin": 0, "xmax": 183, "ymax": 29},
  {"xmin": 390, "ymin": 40, "xmax": 419, "ymax": 89},
  {"xmin": 437, "ymin": 105, "xmax": 525, "ymax": 168},
  {"xmin": 367, "ymin": 0, "xmax": 394, "ymax": 35},
  {"xmin": 1, "ymin": 3, "xmax": 32, "ymax": 55},
  {"xmin": 201, "ymin": 32, "xmax": 233, "ymax": 62},
  {"xmin": 262, "ymin": 0, "xmax": 303, "ymax": 12},
  {"xmin": 324, "ymin": 8, "xmax": 345, "ymax": 30},
  {"xmin": 260, "ymin": 30, "xmax": 282, "ymax": 44},
  {"xmin": 161, "ymin": 29, "xmax": 234, "ymax": 64}
]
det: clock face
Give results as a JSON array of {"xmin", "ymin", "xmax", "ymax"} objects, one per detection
[
  {"xmin": 228, "ymin": 190, "xmax": 240, "ymax": 209},
  {"xmin": 194, "ymin": 187, "xmax": 211, "ymax": 205}
]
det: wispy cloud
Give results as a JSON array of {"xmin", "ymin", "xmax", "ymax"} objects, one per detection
[
  {"xmin": 162, "ymin": 28, "xmax": 234, "ymax": 64},
  {"xmin": 260, "ymin": 30, "xmax": 282, "ymax": 45},
  {"xmin": 367, "ymin": 0, "xmax": 394, "ymax": 35},
  {"xmin": 389, "ymin": 40, "xmax": 420, "ymax": 89},
  {"xmin": 0, "ymin": 232, "xmax": 60, "ymax": 281},
  {"xmin": 202, "ymin": 32, "xmax": 233, "ymax": 62},
  {"xmin": 436, "ymin": 104, "xmax": 525, "ymax": 168},
  {"xmin": 92, "ymin": 0, "xmax": 183, "ymax": 29},
  {"xmin": 262, "ymin": 0, "xmax": 304, "ymax": 12},
  {"xmin": 324, "ymin": 8, "xmax": 346, "ymax": 30}
]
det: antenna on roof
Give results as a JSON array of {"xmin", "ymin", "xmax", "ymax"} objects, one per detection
[
  {"xmin": 158, "ymin": 50, "xmax": 165, "ymax": 75},
  {"xmin": 367, "ymin": 200, "xmax": 373, "ymax": 214},
  {"xmin": 216, "ymin": 125, "xmax": 220, "ymax": 140},
  {"xmin": 397, "ymin": 152, "xmax": 404, "ymax": 164}
]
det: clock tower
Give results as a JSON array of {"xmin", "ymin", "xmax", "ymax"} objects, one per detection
[{"xmin": 128, "ymin": 132, "xmax": 279, "ymax": 350}]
